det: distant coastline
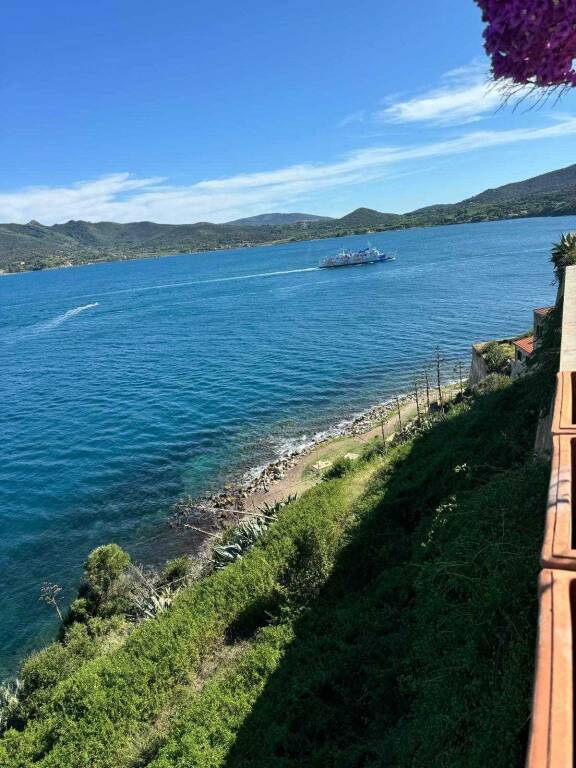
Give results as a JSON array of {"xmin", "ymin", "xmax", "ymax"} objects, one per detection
[
  {"xmin": 2, "ymin": 210, "xmax": 576, "ymax": 278},
  {"xmin": 3, "ymin": 162, "xmax": 576, "ymax": 274},
  {"xmin": 0, "ymin": 236, "xmax": 304, "ymax": 277}
]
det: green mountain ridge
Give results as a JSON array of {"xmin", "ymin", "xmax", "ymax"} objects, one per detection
[
  {"xmin": 224, "ymin": 212, "xmax": 332, "ymax": 226},
  {"xmin": 2, "ymin": 163, "xmax": 576, "ymax": 273}
]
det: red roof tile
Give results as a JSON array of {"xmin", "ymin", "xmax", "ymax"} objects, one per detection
[
  {"xmin": 534, "ymin": 306, "xmax": 554, "ymax": 317},
  {"xmin": 513, "ymin": 335, "xmax": 535, "ymax": 355}
]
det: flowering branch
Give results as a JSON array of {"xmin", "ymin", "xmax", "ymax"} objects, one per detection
[{"xmin": 476, "ymin": 1, "xmax": 576, "ymax": 88}]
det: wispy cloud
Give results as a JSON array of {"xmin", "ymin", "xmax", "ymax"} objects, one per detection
[
  {"xmin": 378, "ymin": 62, "xmax": 528, "ymax": 126},
  {"xmin": 337, "ymin": 110, "xmax": 367, "ymax": 128},
  {"xmin": 2, "ymin": 118, "xmax": 576, "ymax": 224}
]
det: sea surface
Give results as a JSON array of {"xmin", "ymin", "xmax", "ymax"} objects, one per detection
[{"xmin": 0, "ymin": 216, "xmax": 568, "ymax": 676}]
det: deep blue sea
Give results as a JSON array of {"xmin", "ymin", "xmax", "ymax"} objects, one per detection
[{"xmin": 0, "ymin": 216, "xmax": 569, "ymax": 676}]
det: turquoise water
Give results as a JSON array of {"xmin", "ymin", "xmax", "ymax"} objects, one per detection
[{"xmin": 0, "ymin": 216, "xmax": 568, "ymax": 676}]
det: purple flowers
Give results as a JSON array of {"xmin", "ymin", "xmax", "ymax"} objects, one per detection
[{"xmin": 476, "ymin": 0, "xmax": 576, "ymax": 86}]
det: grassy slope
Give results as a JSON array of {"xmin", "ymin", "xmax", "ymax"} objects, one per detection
[{"xmin": 0, "ymin": 374, "xmax": 549, "ymax": 767}]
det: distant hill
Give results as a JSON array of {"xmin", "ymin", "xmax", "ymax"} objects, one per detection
[
  {"xmin": 404, "ymin": 163, "xmax": 576, "ymax": 227},
  {"xmin": 2, "ymin": 164, "xmax": 576, "ymax": 273},
  {"xmin": 463, "ymin": 164, "xmax": 576, "ymax": 206},
  {"xmin": 337, "ymin": 207, "xmax": 403, "ymax": 228},
  {"xmin": 225, "ymin": 212, "xmax": 331, "ymax": 226}
]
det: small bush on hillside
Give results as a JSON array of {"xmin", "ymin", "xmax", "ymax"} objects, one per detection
[
  {"xmin": 161, "ymin": 556, "xmax": 195, "ymax": 586},
  {"xmin": 362, "ymin": 437, "xmax": 387, "ymax": 461},
  {"xmin": 483, "ymin": 341, "xmax": 511, "ymax": 375},
  {"xmin": 282, "ymin": 522, "xmax": 340, "ymax": 608},
  {"xmin": 323, "ymin": 456, "xmax": 355, "ymax": 479},
  {"xmin": 472, "ymin": 373, "xmax": 510, "ymax": 396},
  {"xmin": 67, "ymin": 544, "xmax": 132, "ymax": 623}
]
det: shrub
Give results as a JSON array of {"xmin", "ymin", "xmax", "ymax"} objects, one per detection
[
  {"xmin": 323, "ymin": 456, "xmax": 355, "ymax": 479},
  {"xmin": 84, "ymin": 544, "xmax": 131, "ymax": 598},
  {"xmin": 67, "ymin": 544, "xmax": 132, "ymax": 623},
  {"xmin": 482, "ymin": 341, "xmax": 511, "ymax": 375},
  {"xmin": 0, "ymin": 681, "xmax": 21, "ymax": 734},
  {"xmin": 361, "ymin": 437, "xmax": 387, "ymax": 461},
  {"xmin": 161, "ymin": 556, "xmax": 194, "ymax": 586},
  {"xmin": 472, "ymin": 372, "xmax": 510, "ymax": 395}
]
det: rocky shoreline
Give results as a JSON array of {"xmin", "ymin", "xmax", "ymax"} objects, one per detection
[{"xmin": 193, "ymin": 392, "xmax": 416, "ymax": 513}]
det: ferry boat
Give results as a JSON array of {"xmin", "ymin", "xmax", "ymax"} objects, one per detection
[{"xmin": 318, "ymin": 246, "xmax": 395, "ymax": 269}]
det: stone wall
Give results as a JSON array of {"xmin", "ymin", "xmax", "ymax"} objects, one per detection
[{"xmin": 468, "ymin": 344, "xmax": 489, "ymax": 387}]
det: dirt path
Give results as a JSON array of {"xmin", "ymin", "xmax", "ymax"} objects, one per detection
[{"xmin": 242, "ymin": 397, "xmax": 420, "ymax": 511}]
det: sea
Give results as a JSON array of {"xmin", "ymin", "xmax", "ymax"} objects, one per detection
[{"xmin": 0, "ymin": 215, "xmax": 568, "ymax": 677}]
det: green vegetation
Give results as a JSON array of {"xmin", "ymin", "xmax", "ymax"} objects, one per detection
[
  {"xmin": 0, "ymin": 365, "xmax": 550, "ymax": 767},
  {"xmin": 322, "ymin": 454, "xmax": 357, "ymax": 479},
  {"xmin": 482, "ymin": 339, "xmax": 513, "ymax": 374},
  {"xmin": 3, "ymin": 163, "xmax": 576, "ymax": 273},
  {"xmin": 161, "ymin": 556, "xmax": 195, "ymax": 586},
  {"xmin": 67, "ymin": 544, "xmax": 132, "ymax": 624},
  {"xmin": 551, "ymin": 231, "xmax": 576, "ymax": 284}
]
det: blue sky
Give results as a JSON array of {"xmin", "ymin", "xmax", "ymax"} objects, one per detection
[{"xmin": 2, "ymin": 0, "xmax": 576, "ymax": 224}]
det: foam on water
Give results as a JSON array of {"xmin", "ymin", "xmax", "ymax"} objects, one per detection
[
  {"xmin": 0, "ymin": 217, "xmax": 569, "ymax": 677},
  {"xmin": 79, "ymin": 266, "xmax": 320, "ymax": 299},
  {"xmin": 5, "ymin": 302, "xmax": 99, "ymax": 342}
]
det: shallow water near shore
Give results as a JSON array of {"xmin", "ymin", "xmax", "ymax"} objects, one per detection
[{"xmin": 0, "ymin": 216, "xmax": 567, "ymax": 676}]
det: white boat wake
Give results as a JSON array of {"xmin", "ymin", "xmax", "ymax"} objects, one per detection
[
  {"xmin": 5, "ymin": 303, "xmax": 99, "ymax": 343},
  {"xmin": 69, "ymin": 267, "xmax": 321, "ymax": 300}
]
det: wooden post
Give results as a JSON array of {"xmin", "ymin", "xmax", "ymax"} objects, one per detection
[
  {"xmin": 413, "ymin": 377, "xmax": 421, "ymax": 420},
  {"xmin": 424, "ymin": 369, "xmax": 431, "ymax": 413},
  {"xmin": 395, "ymin": 394, "xmax": 403, "ymax": 431},
  {"xmin": 435, "ymin": 346, "xmax": 444, "ymax": 408}
]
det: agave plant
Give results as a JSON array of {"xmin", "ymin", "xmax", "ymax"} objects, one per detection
[
  {"xmin": 212, "ymin": 517, "xmax": 268, "ymax": 569},
  {"xmin": 212, "ymin": 497, "xmax": 297, "ymax": 570},
  {"xmin": 137, "ymin": 587, "xmax": 175, "ymax": 620},
  {"xmin": 259, "ymin": 495, "xmax": 297, "ymax": 518},
  {"xmin": 212, "ymin": 542, "xmax": 245, "ymax": 569},
  {"xmin": 125, "ymin": 564, "xmax": 179, "ymax": 620},
  {"xmin": 128, "ymin": 583, "xmax": 177, "ymax": 620}
]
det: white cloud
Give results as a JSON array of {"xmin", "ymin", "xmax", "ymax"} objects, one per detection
[
  {"xmin": 2, "ymin": 118, "xmax": 576, "ymax": 224},
  {"xmin": 378, "ymin": 63, "xmax": 528, "ymax": 126},
  {"xmin": 337, "ymin": 110, "xmax": 367, "ymax": 128}
]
